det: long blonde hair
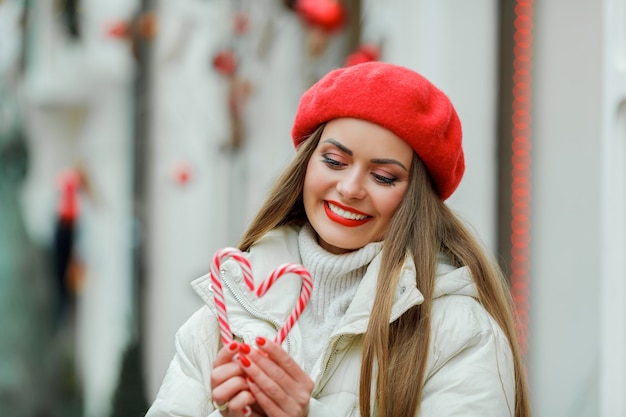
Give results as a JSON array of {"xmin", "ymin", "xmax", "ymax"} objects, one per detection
[{"xmin": 238, "ymin": 127, "xmax": 531, "ymax": 417}]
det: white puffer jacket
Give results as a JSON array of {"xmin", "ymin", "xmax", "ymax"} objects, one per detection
[{"xmin": 146, "ymin": 226, "xmax": 516, "ymax": 417}]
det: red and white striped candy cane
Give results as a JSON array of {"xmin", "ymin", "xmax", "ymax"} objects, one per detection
[
  {"xmin": 210, "ymin": 247, "xmax": 255, "ymax": 345},
  {"xmin": 256, "ymin": 263, "xmax": 313, "ymax": 345}
]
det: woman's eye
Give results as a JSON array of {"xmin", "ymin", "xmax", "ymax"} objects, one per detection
[
  {"xmin": 372, "ymin": 173, "xmax": 397, "ymax": 185},
  {"xmin": 322, "ymin": 154, "xmax": 344, "ymax": 168}
]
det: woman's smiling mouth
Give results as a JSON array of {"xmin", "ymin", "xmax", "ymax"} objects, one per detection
[{"xmin": 324, "ymin": 201, "xmax": 372, "ymax": 226}]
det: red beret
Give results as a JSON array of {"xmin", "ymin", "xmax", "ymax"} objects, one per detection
[{"xmin": 291, "ymin": 62, "xmax": 464, "ymax": 200}]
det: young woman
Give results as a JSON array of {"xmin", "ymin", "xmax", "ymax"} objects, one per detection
[{"xmin": 146, "ymin": 62, "xmax": 531, "ymax": 417}]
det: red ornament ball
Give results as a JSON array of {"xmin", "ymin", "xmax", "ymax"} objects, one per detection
[
  {"xmin": 213, "ymin": 50, "xmax": 238, "ymax": 76},
  {"xmin": 295, "ymin": 0, "xmax": 346, "ymax": 32},
  {"xmin": 172, "ymin": 162, "xmax": 193, "ymax": 185}
]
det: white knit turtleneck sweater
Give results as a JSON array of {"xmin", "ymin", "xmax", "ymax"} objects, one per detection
[{"xmin": 297, "ymin": 224, "xmax": 383, "ymax": 374}]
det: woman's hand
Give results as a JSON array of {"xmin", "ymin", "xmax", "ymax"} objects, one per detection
[
  {"xmin": 211, "ymin": 341, "xmax": 257, "ymax": 416},
  {"xmin": 238, "ymin": 337, "xmax": 314, "ymax": 417}
]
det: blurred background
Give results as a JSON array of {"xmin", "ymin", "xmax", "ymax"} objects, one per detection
[{"xmin": 0, "ymin": 0, "xmax": 624, "ymax": 416}]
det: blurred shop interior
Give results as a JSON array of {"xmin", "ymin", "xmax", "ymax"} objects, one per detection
[{"xmin": 0, "ymin": 0, "xmax": 624, "ymax": 416}]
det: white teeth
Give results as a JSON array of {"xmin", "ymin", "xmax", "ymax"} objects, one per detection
[{"xmin": 328, "ymin": 203, "xmax": 368, "ymax": 220}]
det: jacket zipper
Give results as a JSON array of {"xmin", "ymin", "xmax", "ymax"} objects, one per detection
[{"xmin": 312, "ymin": 334, "xmax": 345, "ymax": 397}]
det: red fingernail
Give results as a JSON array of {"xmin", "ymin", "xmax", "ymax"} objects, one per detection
[
  {"xmin": 239, "ymin": 355, "xmax": 251, "ymax": 367},
  {"xmin": 256, "ymin": 336, "xmax": 266, "ymax": 346},
  {"xmin": 228, "ymin": 342, "xmax": 239, "ymax": 351},
  {"xmin": 239, "ymin": 343, "xmax": 251, "ymax": 354}
]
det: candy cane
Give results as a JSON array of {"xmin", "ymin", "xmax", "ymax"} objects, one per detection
[
  {"xmin": 256, "ymin": 263, "xmax": 313, "ymax": 345},
  {"xmin": 210, "ymin": 247, "xmax": 255, "ymax": 345}
]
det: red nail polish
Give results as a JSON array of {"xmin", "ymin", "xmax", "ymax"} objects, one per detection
[
  {"xmin": 239, "ymin": 355, "xmax": 251, "ymax": 367},
  {"xmin": 256, "ymin": 336, "xmax": 266, "ymax": 346},
  {"xmin": 228, "ymin": 342, "xmax": 239, "ymax": 351},
  {"xmin": 239, "ymin": 343, "xmax": 251, "ymax": 354}
]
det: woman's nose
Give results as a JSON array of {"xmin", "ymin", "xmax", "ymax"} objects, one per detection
[{"xmin": 336, "ymin": 171, "xmax": 366, "ymax": 199}]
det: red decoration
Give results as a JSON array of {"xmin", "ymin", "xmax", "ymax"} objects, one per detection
[
  {"xmin": 510, "ymin": 0, "xmax": 533, "ymax": 358},
  {"xmin": 105, "ymin": 12, "xmax": 158, "ymax": 41},
  {"xmin": 53, "ymin": 168, "xmax": 85, "ymax": 313},
  {"xmin": 213, "ymin": 49, "xmax": 238, "ymax": 76},
  {"xmin": 295, "ymin": 0, "xmax": 346, "ymax": 32},
  {"xmin": 57, "ymin": 169, "xmax": 82, "ymax": 222},
  {"xmin": 106, "ymin": 21, "xmax": 130, "ymax": 39},
  {"xmin": 344, "ymin": 44, "xmax": 380, "ymax": 67},
  {"xmin": 172, "ymin": 162, "xmax": 193, "ymax": 185}
]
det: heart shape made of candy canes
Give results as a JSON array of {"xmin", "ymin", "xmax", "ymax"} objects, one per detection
[{"xmin": 210, "ymin": 247, "xmax": 313, "ymax": 346}]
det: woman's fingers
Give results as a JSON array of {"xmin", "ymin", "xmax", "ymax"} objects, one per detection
[
  {"xmin": 211, "ymin": 341, "xmax": 242, "ymax": 388},
  {"xmin": 255, "ymin": 337, "xmax": 312, "ymax": 384},
  {"xmin": 211, "ymin": 342, "xmax": 257, "ymax": 416},
  {"xmin": 211, "ymin": 371, "xmax": 249, "ymax": 403},
  {"xmin": 238, "ymin": 338, "xmax": 313, "ymax": 417}
]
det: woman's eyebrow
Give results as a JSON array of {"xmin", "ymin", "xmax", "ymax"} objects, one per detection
[
  {"xmin": 371, "ymin": 158, "xmax": 408, "ymax": 172},
  {"xmin": 322, "ymin": 138, "xmax": 353, "ymax": 155}
]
